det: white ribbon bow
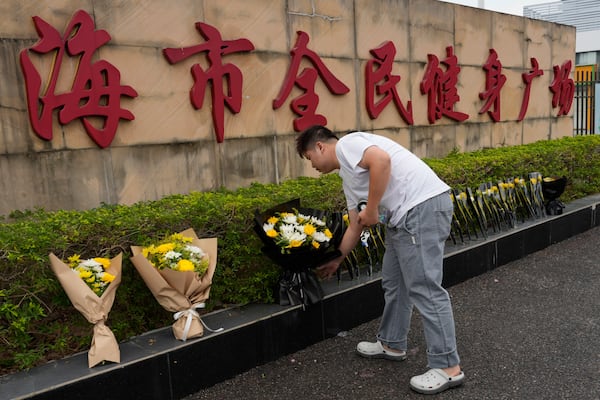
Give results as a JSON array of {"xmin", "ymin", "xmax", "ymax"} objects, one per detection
[{"xmin": 173, "ymin": 303, "xmax": 224, "ymax": 341}]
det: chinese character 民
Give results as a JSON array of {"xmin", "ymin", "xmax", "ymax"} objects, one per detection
[
  {"xmin": 479, "ymin": 49, "xmax": 506, "ymax": 122},
  {"xmin": 420, "ymin": 46, "xmax": 469, "ymax": 124},
  {"xmin": 19, "ymin": 9, "xmax": 138, "ymax": 148},
  {"xmin": 163, "ymin": 22, "xmax": 255, "ymax": 143},
  {"xmin": 273, "ymin": 31, "xmax": 350, "ymax": 132},
  {"xmin": 365, "ymin": 41, "xmax": 413, "ymax": 125}
]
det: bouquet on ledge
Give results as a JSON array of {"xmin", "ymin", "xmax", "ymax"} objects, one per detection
[
  {"xmin": 49, "ymin": 252, "xmax": 122, "ymax": 368},
  {"xmin": 254, "ymin": 199, "xmax": 345, "ymax": 307},
  {"xmin": 130, "ymin": 228, "xmax": 221, "ymax": 341}
]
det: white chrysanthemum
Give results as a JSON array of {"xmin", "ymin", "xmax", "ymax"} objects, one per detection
[
  {"xmin": 279, "ymin": 223, "xmax": 297, "ymax": 236},
  {"xmin": 263, "ymin": 222, "xmax": 274, "ymax": 232},
  {"xmin": 312, "ymin": 231, "xmax": 331, "ymax": 243},
  {"xmin": 310, "ymin": 216, "xmax": 326, "ymax": 226},
  {"xmin": 164, "ymin": 250, "xmax": 182, "ymax": 260},
  {"xmin": 281, "ymin": 214, "xmax": 298, "ymax": 224},
  {"xmin": 81, "ymin": 259, "xmax": 101, "ymax": 268},
  {"xmin": 185, "ymin": 244, "xmax": 205, "ymax": 258},
  {"xmin": 283, "ymin": 230, "xmax": 306, "ymax": 243}
]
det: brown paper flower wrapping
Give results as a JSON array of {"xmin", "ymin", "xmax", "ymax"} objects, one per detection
[
  {"xmin": 130, "ymin": 228, "xmax": 218, "ymax": 341},
  {"xmin": 49, "ymin": 252, "xmax": 122, "ymax": 368}
]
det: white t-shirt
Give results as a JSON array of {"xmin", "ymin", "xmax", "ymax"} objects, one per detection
[{"xmin": 336, "ymin": 132, "xmax": 450, "ymax": 227}]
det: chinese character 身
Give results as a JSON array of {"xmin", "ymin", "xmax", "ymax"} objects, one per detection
[{"xmin": 479, "ymin": 49, "xmax": 506, "ymax": 122}]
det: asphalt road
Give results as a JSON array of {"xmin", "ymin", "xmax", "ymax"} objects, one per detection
[{"xmin": 183, "ymin": 225, "xmax": 600, "ymax": 400}]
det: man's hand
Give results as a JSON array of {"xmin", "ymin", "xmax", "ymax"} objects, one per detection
[
  {"xmin": 316, "ymin": 259, "xmax": 340, "ymax": 279},
  {"xmin": 358, "ymin": 207, "xmax": 379, "ymax": 227}
]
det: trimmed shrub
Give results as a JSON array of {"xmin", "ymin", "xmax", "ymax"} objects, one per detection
[{"xmin": 2, "ymin": 135, "xmax": 600, "ymax": 374}]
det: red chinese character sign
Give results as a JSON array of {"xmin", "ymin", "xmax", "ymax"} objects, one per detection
[
  {"xmin": 163, "ymin": 22, "xmax": 254, "ymax": 143},
  {"xmin": 19, "ymin": 10, "xmax": 138, "ymax": 149},
  {"xmin": 479, "ymin": 49, "xmax": 506, "ymax": 122},
  {"xmin": 518, "ymin": 58, "xmax": 544, "ymax": 122},
  {"xmin": 365, "ymin": 41, "xmax": 413, "ymax": 125},
  {"xmin": 549, "ymin": 60, "xmax": 575, "ymax": 117},
  {"xmin": 420, "ymin": 46, "xmax": 469, "ymax": 124},
  {"xmin": 273, "ymin": 31, "xmax": 350, "ymax": 132}
]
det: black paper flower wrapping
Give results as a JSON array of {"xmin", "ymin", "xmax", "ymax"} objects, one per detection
[{"xmin": 253, "ymin": 199, "xmax": 345, "ymax": 306}]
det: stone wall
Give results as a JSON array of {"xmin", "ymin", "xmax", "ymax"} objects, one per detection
[{"xmin": 0, "ymin": 0, "xmax": 575, "ymax": 215}]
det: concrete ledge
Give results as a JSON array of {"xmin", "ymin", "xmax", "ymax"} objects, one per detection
[{"xmin": 2, "ymin": 194, "xmax": 600, "ymax": 400}]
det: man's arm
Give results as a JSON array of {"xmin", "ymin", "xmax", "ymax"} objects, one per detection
[
  {"xmin": 357, "ymin": 145, "xmax": 391, "ymax": 227},
  {"xmin": 317, "ymin": 208, "xmax": 362, "ymax": 279}
]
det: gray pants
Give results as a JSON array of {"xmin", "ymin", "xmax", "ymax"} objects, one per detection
[{"xmin": 377, "ymin": 192, "xmax": 460, "ymax": 369}]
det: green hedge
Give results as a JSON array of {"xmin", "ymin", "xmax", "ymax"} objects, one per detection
[{"xmin": 2, "ymin": 134, "xmax": 600, "ymax": 374}]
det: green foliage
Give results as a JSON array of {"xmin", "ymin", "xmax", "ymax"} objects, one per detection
[
  {"xmin": 2, "ymin": 135, "xmax": 600, "ymax": 375},
  {"xmin": 424, "ymin": 135, "xmax": 600, "ymax": 202}
]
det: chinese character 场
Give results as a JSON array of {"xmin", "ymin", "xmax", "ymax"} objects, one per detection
[
  {"xmin": 479, "ymin": 49, "xmax": 506, "ymax": 122},
  {"xmin": 549, "ymin": 60, "xmax": 575, "ymax": 117},
  {"xmin": 273, "ymin": 31, "xmax": 350, "ymax": 132},
  {"xmin": 420, "ymin": 46, "xmax": 469, "ymax": 124},
  {"xmin": 19, "ymin": 9, "xmax": 138, "ymax": 149},
  {"xmin": 365, "ymin": 41, "xmax": 413, "ymax": 125},
  {"xmin": 518, "ymin": 57, "xmax": 544, "ymax": 121},
  {"xmin": 163, "ymin": 22, "xmax": 255, "ymax": 143}
]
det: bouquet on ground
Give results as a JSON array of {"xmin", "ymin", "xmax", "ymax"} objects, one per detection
[
  {"xmin": 130, "ymin": 228, "xmax": 221, "ymax": 341},
  {"xmin": 253, "ymin": 199, "xmax": 345, "ymax": 306},
  {"xmin": 49, "ymin": 252, "xmax": 122, "ymax": 368}
]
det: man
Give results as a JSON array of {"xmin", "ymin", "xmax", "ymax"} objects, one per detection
[{"xmin": 296, "ymin": 125, "xmax": 464, "ymax": 395}]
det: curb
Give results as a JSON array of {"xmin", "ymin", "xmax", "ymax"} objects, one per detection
[{"xmin": 2, "ymin": 194, "xmax": 599, "ymax": 400}]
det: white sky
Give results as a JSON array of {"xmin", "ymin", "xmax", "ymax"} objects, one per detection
[{"xmin": 438, "ymin": 0, "xmax": 555, "ymax": 16}]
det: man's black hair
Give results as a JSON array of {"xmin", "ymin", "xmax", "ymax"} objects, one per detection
[{"xmin": 295, "ymin": 125, "xmax": 338, "ymax": 158}]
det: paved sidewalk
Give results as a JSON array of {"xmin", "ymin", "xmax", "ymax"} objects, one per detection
[{"xmin": 184, "ymin": 225, "xmax": 600, "ymax": 400}]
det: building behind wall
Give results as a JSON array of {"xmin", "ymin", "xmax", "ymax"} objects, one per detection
[
  {"xmin": 524, "ymin": 0, "xmax": 600, "ymax": 66},
  {"xmin": 525, "ymin": 0, "xmax": 600, "ymax": 134}
]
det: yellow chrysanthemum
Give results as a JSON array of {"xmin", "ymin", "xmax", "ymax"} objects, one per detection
[
  {"xmin": 289, "ymin": 239, "xmax": 303, "ymax": 248},
  {"xmin": 324, "ymin": 228, "xmax": 333, "ymax": 238},
  {"xmin": 101, "ymin": 272, "xmax": 116, "ymax": 283},
  {"xmin": 156, "ymin": 243, "xmax": 175, "ymax": 253},
  {"xmin": 312, "ymin": 240, "xmax": 320, "ymax": 249},
  {"xmin": 176, "ymin": 259, "xmax": 195, "ymax": 272},
  {"xmin": 94, "ymin": 257, "xmax": 111, "ymax": 269},
  {"xmin": 68, "ymin": 254, "xmax": 81, "ymax": 267},
  {"xmin": 303, "ymin": 224, "xmax": 316, "ymax": 235},
  {"xmin": 267, "ymin": 216, "xmax": 279, "ymax": 224},
  {"xmin": 142, "ymin": 246, "xmax": 154, "ymax": 258},
  {"xmin": 266, "ymin": 229, "xmax": 277, "ymax": 238},
  {"xmin": 78, "ymin": 269, "xmax": 92, "ymax": 279}
]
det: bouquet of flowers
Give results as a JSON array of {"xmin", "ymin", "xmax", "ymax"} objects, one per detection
[
  {"xmin": 130, "ymin": 228, "xmax": 221, "ymax": 341},
  {"xmin": 49, "ymin": 252, "xmax": 122, "ymax": 368},
  {"xmin": 263, "ymin": 209, "xmax": 334, "ymax": 254},
  {"xmin": 254, "ymin": 199, "xmax": 345, "ymax": 307}
]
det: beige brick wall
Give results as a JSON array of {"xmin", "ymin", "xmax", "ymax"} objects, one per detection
[{"xmin": 0, "ymin": 0, "xmax": 575, "ymax": 214}]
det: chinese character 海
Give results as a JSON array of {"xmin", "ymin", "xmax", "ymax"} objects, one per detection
[{"xmin": 20, "ymin": 9, "xmax": 138, "ymax": 148}]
